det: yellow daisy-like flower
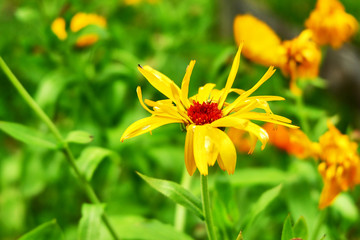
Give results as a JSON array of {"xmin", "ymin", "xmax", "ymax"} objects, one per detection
[
  {"xmin": 305, "ymin": 0, "xmax": 358, "ymax": 49},
  {"xmin": 317, "ymin": 121, "xmax": 360, "ymax": 209},
  {"xmin": 70, "ymin": 13, "xmax": 107, "ymax": 47},
  {"xmin": 121, "ymin": 45, "xmax": 297, "ymax": 176},
  {"xmin": 234, "ymin": 14, "xmax": 321, "ymax": 94},
  {"xmin": 51, "ymin": 17, "xmax": 68, "ymax": 40}
]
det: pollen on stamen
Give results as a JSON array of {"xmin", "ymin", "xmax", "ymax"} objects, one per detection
[{"xmin": 187, "ymin": 100, "xmax": 222, "ymax": 125}]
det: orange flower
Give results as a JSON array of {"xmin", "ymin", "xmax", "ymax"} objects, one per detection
[
  {"xmin": 70, "ymin": 13, "xmax": 107, "ymax": 47},
  {"xmin": 317, "ymin": 122, "xmax": 360, "ymax": 209},
  {"xmin": 263, "ymin": 123, "xmax": 319, "ymax": 159},
  {"xmin": 233, "ymin": 14, "xmax": 321, "ymax": 94},
  {"xmin": 124, "ymin": 0, "xmax": 158, "ymax": 5},
  {"xmin": 305, "ymin": 0, "xmax": 358, "ymax": 49}
]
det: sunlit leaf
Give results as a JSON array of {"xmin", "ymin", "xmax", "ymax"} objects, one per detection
[
  {"xmin": 137, "ymin": 172, "xmax": 204, "ymax": 220},
  {"xmin": 18, "ymin": 219, "xmax": 64, "ymax": 240},
  {"xmin": 333, "ymin": 193, "xmax": 359, "ymax": 222},
  {"xmin": 66, "ymin": 130, "xmax": 93, "ymax": 144},
  {"xmin": 0, "ymin": 121, "xmax": 57, "ymax": 149},
  {"xmin": 78, "ymin": 204, "xmax": 104, "ymax": 240}
]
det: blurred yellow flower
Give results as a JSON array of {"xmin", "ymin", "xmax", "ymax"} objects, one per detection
[
  {"xmin": 51, "ymin": 17, "xmax": 68, "ymax": 40},
  {"xmin": 317, "ymin": 122, "xmax": 360, "ymax": 209},
  {"xmin": 281, "ymin": 30, "xmax": 321, "ymax": 94},
  {"xmin": 124, "ymin": 0, "xmax": 158, "ymax": 5},
  {"xmin": 263, "ymin": 123, "xmax": 319, "ymax": 159},
  {"xmin": 70, "ymin": 13, "xmax": 107, "ymax": 47},
  {"xmin": 233, "ymin": 14, "xmax": 321, "ymax": 94},
  {"xmin": 305, "ymin": 0, "xmax": 358, "ymax": 49},
  {"xmin": 121, "ymin": 45, "xmax": 297, "ymax": 176}
]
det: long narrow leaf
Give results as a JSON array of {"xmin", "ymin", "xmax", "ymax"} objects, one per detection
[{"xmin": 137, "ymin": 172, "xmax": 204, "ymax": 220}]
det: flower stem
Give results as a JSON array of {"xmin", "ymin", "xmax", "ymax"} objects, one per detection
[
  {"xmin": 174, "ymin": 168, "xmax": 191, "ymax": 231},
  {"xmin": 200, "ymin": 175, "xmax": 217, "ymax": 240},
  {"xmin": 0, "ymin": 57, "xmax": 120, "ymax": 240}
]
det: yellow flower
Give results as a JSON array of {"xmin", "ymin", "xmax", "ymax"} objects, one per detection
[
  {"xmin": 233, "ymin": 14, "xmax": 321, "ymax": 94},
  {"xmin": 70, "ymin": 13, "xmax": 107, "ymax": 47},
  {"xmin": 124, "ymin": 0, "xmax": 158, "ymax": 5},
  {"xmin": 317, "ymin": 121, "xmax": 360, "ymax": 209},
  {"xmin": 51, "ymin": 17, "xmax": 68, "ymax": 40},
  {"xmin": 305, "ymin": 0, "xmax": 358, "ymax": 49},
  {"xmin": 121, "ymin": 45, "xmax": 297, "ymax": 176},
  {"xmin": 263, "ymin": 123, "xmax": 320, "ymax": 159},
  {"xmin": 281, "ymin": 30, "xmax": 322, "ymax": 94}
]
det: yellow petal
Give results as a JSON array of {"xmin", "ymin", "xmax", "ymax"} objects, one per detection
[
  {"xmin": 218, "ymin": 44, "xmax": 243, "ymax": 109},
  {"xmin": 120, "ymin": 116, "xmax": 182, "ymax": 141},
  {"xmin": 244, "ymin": 122, "xmax": 269, "ymax": 150},
  {"xmin": 185, "ymin": 124, "xmax": 196, "ymax": 176},
  {"xmin": 193, "ymin": 125, "xmax": 219, "ymax": 175},
  {"xmin": 210, "ymin": 116, "xmax": 249, "ymax": 129},
  {"xmin": 136, "ymin": 86, "xmax": 154, "ymax": 114},
  {"xmin": 180, "ymin": 60, "xmax": 196, "ymax": 109},
  {"xmin": 138, "ymin": 65, "xmax": 181, "ymax": 102},
  {"xmin": 192, "ymin": 83, "xmax": 216, "ymax": 103},
  {"xmin": 223, "ymin": 66, "xmax": 276, "ymax": 115},
  {"xmin": 233, "ymin": 14, "xmax": 285, "ymax": 66},
  {"xmin": 208, "ymin": 127, "xmax": 237, "ymax": 174}
]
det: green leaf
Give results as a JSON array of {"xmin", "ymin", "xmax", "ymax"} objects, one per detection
[
  {"xmin": 66, "ymin": 130, "xmax": 93, "ymax": 144},
  {"xmin": 0, "ymin": 121, "xmax": 57, "ymax": 149},
  {"xmin": 76, "ymin": 147, "xmax": 116, "ymax": 181},
  {"xmin": 228, "ymin": 168, "xmax": 287, "ymax": 186},
  {"xmin": 19, "ymin": 219, "xmax": 64, "ymax": 240},
  {"xmin": 247, "ymin": 184, "xmax": 283, "ymax": 228},
  {"xmin": 137, "ymin": 172, "xmax": 204, "ymax": 220},
  {"xmin": 78, "ymin": 204, "xmax": 105, "ymax": 240},
  {"xmin": 293, "ymin": 216, "xmax": 308, "ymax": 240},
  {"xmin": 281, "ymin": 215, "xmax": 294, "ymax": 240}
]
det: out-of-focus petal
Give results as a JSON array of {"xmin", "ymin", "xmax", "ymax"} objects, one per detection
[{"xmin": 233, "ymin": 14, "xmax": 285, "ymax": 66}]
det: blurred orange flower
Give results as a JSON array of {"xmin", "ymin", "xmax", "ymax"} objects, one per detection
[
  {"xmin": 51, "ymin": 13, "xmax": 106, "ymax": 47},
  {"xmin": 233, "ymin": 14, "xmax": 321, "ymax": 94},
  {"xmin": 305, "ymin": 0, "xmax": 358, "ymax": 49},
  {"xmin": 317, "ymin": 122, "xmax": 360, "ymax": 209},
  {"xmin": 263, "ymin": 123, "xmax": 319, "ymax": 159},
  {"xmin": 70, "ymin": 13, "xmax": 107, "ymax": 47},
  {"xmin": 227, "ymin": 128, "xmax": 253, "ymax": 154}
]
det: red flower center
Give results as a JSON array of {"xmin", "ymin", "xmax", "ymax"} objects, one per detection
[{"xmin": 187, "ymin": 100, "xmax": 222, "ymax": 125}]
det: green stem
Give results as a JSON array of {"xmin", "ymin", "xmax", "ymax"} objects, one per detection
[
  {"xmin": 311, "ymin": 208, "xmax": 327, "ymax": 240},
  {"xmin": 0, "ymin": 57, "xmax": 120, "ymax": 240},
  {"xmin": 174, "ymin": 168, "xmax": 191, "ymax": 231},
  {"xmin": 200, "ymin": 175, "xmax": 217, "ymax": 240}
]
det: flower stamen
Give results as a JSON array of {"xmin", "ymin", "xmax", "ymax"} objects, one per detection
[{"xmin": 187, "ymin": 100, "xmax": 222, "ymax": 125}]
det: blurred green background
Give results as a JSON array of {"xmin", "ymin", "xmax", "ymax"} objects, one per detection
[{"xmin": 1, "ymin": 0, "xmax": 360, "ymax": 239}]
